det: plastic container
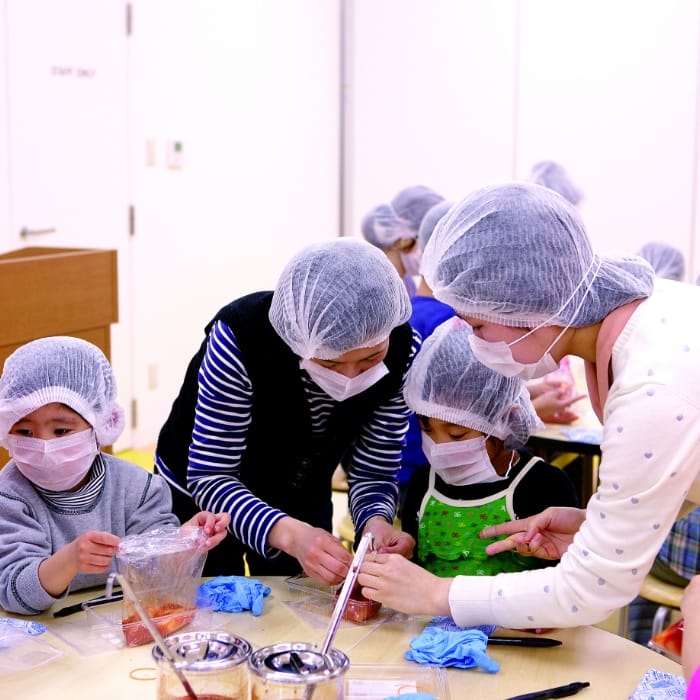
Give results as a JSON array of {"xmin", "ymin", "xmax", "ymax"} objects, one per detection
[
  {"xmin": 285, "ymin": 575, "xmax": 381, "ymax": 623},
  {"xmin": 83, "ymin": 597, "xmax": 212, "ymax": 650},
  {"xmin": 248, "ymin": 642, "xmax": 349, "ymax": 699},
  {"xmin": 344, "ymin": 663, "xmax": 450, "ymax": 699},
  {"xmin": 152, "ymin": 630, "xmax": 252, "ymax": 700}
]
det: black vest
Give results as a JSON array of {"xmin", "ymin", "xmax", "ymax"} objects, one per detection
[{"xmin": 157, "ymin": 291, "xmax": 413, "ymax": 523}]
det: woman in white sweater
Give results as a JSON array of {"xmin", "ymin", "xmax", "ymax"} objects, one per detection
[{"xmin": 358, "ymin": 182, "xmax": 700, "ymax": 630}]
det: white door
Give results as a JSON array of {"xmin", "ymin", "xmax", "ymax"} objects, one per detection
[
  {"xmin": 129, "ymin": 0, "xmax": 341, "ymax": 448},
  {"xmin": 3, "ymin": 0, "xmax": 133, "ymax": 449}
]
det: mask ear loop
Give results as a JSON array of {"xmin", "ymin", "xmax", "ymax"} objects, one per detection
[{"xmin": 508, "ymin": 257, "xmax": 603, "ymax": 349}]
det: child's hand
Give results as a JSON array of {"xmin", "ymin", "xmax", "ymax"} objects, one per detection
[
  {"xmin": 184, "ymin": 511, "xmax": 231, "ymax": 549},
  {"xmin": 70, "ymin": 530, "xmax": 120, "ymax": 574}
]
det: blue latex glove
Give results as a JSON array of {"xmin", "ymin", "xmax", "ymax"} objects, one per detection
[
  {"xmin": 429, "ymin": 615, "xmax": 498, "ymax": 636},
  {"xmin": 196, "ymin": 576, "xmax": 271, "ymax": 616},
  {"xmin": 405, "ymin": 626, "xmax": 500, "ymax": 673},
  {"xmin": 384, "ymin": 694, "xmax": 437, "ymax": 700}
]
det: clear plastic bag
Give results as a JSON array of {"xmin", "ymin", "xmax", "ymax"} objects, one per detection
[
  {"xmin": 0, "ymin": 627, "xmax": 63, "ymax": 673},
  {"xmin": 115, "ymin": 525, "xmax": 208, "ymax": 646}
]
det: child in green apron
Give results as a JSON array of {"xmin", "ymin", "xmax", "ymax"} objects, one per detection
[{"xmin": 401, "ymin": 318, "xmax": 579, "ymax": 576}]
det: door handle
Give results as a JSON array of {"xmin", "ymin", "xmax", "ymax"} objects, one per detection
[{"xmin": 20, "ymin": 226, "xmax": 57, "ymax": 238}]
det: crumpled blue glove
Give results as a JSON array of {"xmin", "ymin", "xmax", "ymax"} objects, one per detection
[
  {"xmin": 384, "ymin": 694, "xmax": 437, "ymax": 700},
  {"xmin": 196, "ymin": 576, "xmax": 271, "ymax": 616},
  {"xmin": 405, "ymin": 626, "xmax": 500, "ymax": 673}
]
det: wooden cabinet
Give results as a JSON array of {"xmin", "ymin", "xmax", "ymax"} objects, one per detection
[{"xmin": 0, "ymin": 246, "xmax": 118, "ymax": 463}]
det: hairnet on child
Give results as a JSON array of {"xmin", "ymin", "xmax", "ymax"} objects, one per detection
[
  {"xmin": 390, "ymin": 185, "xmax": 445, "ymax": 234},
  {"xmin": 528, "ymin": 161, "xmax": 583, "ymax": 206},
  {"xmin": 418, "ymin": 200, "xmax": 453, "ymax": 253},
  {"xmin": 637, "ymin": 241, "xmax": 685, "ymax": 282},
  {"xmin": 361, "ymin": 204, "xmax": 413, "ymax": 249},
  {"xmin": 404, "ymin": 317, "xmax": 542, "ymax": 448},
  {"xmin": 422, "ymin": 183, "xmax": 655, "ymax": 328},
  {"xmin": 0, "ymin": 336, "xmax": 125, "ymax": 447},
  {"xmin": 269, "ymin": 238, "xmax": 411, "ymax": 360}
]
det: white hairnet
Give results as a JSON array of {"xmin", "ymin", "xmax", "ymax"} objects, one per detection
[
  {"xmin": 418, "ymin": 200, "xmax": 453, "ymax": 253},
  {"xmin": 422, "ymin": 183, "xmax": 655, "ymax": 328},
  {"xmin": 0, "ymin": 336, "xmax": 125, "ymax": 447},
  {"xmin": 390, "ymin": 185, "xmax": 444, "ymax": 233},
  {"xmin": 637, "ymin": 241, "xmax": 685, "ymax": 282},
  {"xmin": 361, "ymin": 204, "xmax": 413, "ymax": 249},
  {"xmin": 268, "ymin": 238, "xmax": 411, "ymax": 360},
  {"xmin": 528, "ymin": 161, "xmax": 583, "ymax": 206},
  {"xmin": 404, "ymin": 317, "xmax": 542, "ymax": 448}
]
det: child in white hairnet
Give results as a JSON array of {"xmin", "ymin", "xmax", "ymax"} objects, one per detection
[
  {"xmin": 637, "ymin": 241, "xmax": 686, "ymax": 282},
  {"xmin": 156, "ymin": 238, "xmax": 419, "ymax": 583},
  {"xmin": 528, "ymin": 160, "xmax": 583, "ymax": 207},
  {"xmin": 358, "ymin": 182, "xmax": 700, "ymax": 632},
  {"xmin": 362, "ymin": 185, "xmax": 444, "ymax": 295},
  {"xmin": 401, "ymin": 317, "xmax": 577, "ymax": 577},
  {"xmin": 0, "ymin": 336, "xmax": 229, "ymax": 615}
]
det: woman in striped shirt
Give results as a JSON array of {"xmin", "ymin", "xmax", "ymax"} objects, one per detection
[{"xmin": 156, "ymin": 239, "xmax": 420, "ymax": 583}]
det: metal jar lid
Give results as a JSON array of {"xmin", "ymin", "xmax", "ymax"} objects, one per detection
[
  {"xmin": 152, "ymin": 631, "xmax": 252, "ymax": 671},
  {"xmin": 248, "ymin": 642, "xmax": 349, "ymax": 684}
]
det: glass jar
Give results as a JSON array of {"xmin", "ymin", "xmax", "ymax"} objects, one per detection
[
  {"xmin": 152, "ymin": 630, "xmax": 252, "ymax": 700},
  {"xmin": 248, "ymin": 642, "xmax": 349, "ymax": 700}
]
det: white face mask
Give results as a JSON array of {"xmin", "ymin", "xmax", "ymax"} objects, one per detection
[
  {"xmin": 400, "ymin": 246, "xmax": 422, "ymax": 277},
  {"xmin": 8, "ymin": 428, "xmax": 98, "ymax": 491},
  {"xmin": 421, "ymin": 433, "xmax": 507, "ymax": 486},
  {"xmin": 466, "ymin": 257, "xmax": 601, "ymax": 381},
  {"xmin": 467, "ymin": 326, "xmax": 566, "ymax": 381},
  {"xmin": 300, "ymin": 359, "xmax": 389, "ymax": 402}
]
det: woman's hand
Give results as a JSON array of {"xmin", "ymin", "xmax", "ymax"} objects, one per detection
[
  {"xmin": 184, "ymin": 511, "xmax": 231, "ymax": 549},
  {"xmin": 480, "ymin": 507, "xmax": 586, "ymax": 560},
  {"xmin": 269, "ymin": 517, "xmax": 353, "ymax": 585},
  {"xmin": 357, "ymin": 552, "xmax": 451, "ymax": 617},
  {"xmin": 532, "ymin": 387, "xmax": 588, "ymax": 424},
  {"xmin": 361, "ymin": 516, "xmax": 415, "ymax": 558}
]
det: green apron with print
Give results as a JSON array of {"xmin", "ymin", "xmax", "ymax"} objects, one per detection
[{"xmin": 417, "ymin": 491, "xmax": 546, "ymax": 577}]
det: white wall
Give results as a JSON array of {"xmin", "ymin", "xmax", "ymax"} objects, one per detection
[
  {"xmin": 0, "ymin": 3, "xmax": 9, "ymax": 244},
  {"xmin": 345, "ymin": 0, "xmax": 518, "ymax": 235},
  {"xmin": 128, "ymin": 0, "xmax": 341, "ymax": 446},
  {"xmin": 2, "ymin": 1, "xmax": 700, "ymax": 449},
  {"xmin": 345, "ymin": 0, "xmax": 700, "ymax": 279}
]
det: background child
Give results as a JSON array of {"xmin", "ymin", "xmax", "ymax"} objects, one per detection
[
  {"xmin": 401, "ymin": 318, "xmax": 579, "ymax": 576},
  {"xmin": 0, "ymin": 336, "xmax": 229, "ymax": 615}
]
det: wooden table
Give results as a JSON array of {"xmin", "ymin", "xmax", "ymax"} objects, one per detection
[{"xmin": 2, "ymin": 577, "xmax": 682, "ymax": 699}]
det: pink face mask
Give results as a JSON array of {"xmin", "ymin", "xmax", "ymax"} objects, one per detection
[{"xmin": 7, "ymin": 428, "xmax": 98, "ymax": 491}]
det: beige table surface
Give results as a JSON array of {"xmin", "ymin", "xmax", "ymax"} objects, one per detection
[{"xmin": 2, "ymin": 576, "xmax": 682, "ymax": 699}]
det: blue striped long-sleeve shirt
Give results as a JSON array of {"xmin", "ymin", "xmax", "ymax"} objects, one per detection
[{"xmin": 183, "ymin": 320, "xmax": 420, "ymax": 559}]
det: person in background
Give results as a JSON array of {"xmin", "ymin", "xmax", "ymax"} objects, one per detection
[
  {"xmin": 395, "ymin": 199, "xmax": 457, "ymax": 513},
  {"xmin": 361, "ymin": 185, "xmax": 444, "ymax": 295},
  {"xmin": 401, "ymin": 317, "xmax": 578, "ymax": 577},
  {"xmin": 0, "ymin": 336, "xmax": 229, "ymax": 615},
  {"xmin": 358, "ymin": 182, "xmax": 700, "ymax": 632},
  {"xmin": 528, "ymin": 160, "xmax": 583, "ymax": 207},
  {"xmin": 637, "ymin": 241, "xmax": 686, "ymax": 282},
  {"xmin": 527, "ymin": 160, "xmax": 588, "ymax": 424},
  {"xmin": 155, "ymin": 238, "xmax": 418, "ymax": 583},
  {"xmin": 682, "ymin": 575, "xmax": 700, "ymax": 696}
]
